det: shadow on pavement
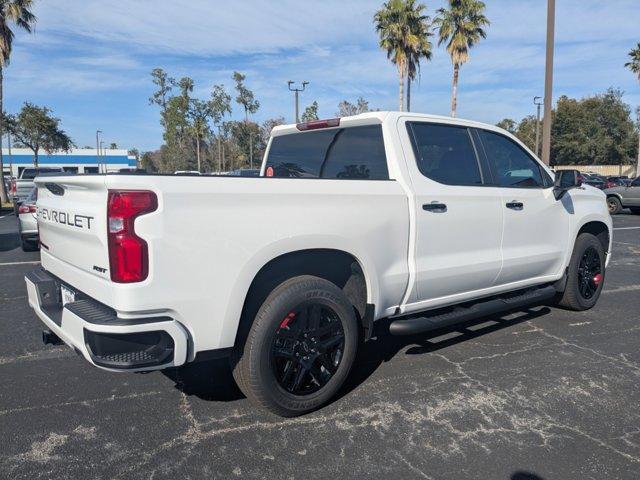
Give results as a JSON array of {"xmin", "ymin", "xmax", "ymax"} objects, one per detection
[
  {"xmin": 0, "ymin": 231, "xmax": 20, "ymax": 252},
  {"xmin": 166, "ymin": 305, "xmax": 552, "ymax": 406},
  {"xmin": 511, "ymin": 471, "xmax": 546, "ymax": 480}
]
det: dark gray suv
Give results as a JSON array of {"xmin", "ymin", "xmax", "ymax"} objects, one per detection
[{"xmin": 605, "ymin": 176, "xmax": 640, "ymax": 214}]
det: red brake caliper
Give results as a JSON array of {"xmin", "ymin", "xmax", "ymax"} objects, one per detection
[
  {"xmin": 592, "ymin": 273, "xmax": 603, "ymax": 287},
  {"xmin": 278, "ymin": 312, "xmax": 296, "ymax": 331}
]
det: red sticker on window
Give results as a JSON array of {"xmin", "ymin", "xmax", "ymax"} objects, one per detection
[{"xmin": 266, "ymin": 166, "xmax": 274, "ymax": 177}]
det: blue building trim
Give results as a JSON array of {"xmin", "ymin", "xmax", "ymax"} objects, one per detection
[{"xmin": 7, "ymin": 154, "xmax": 134, "ymax": 166}]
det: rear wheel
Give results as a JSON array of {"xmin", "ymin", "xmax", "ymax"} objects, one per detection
[
  {"xmin": 555, "ymin": 233, "xmax": 605, "ymax": 311},
  {"xmin": 606, "ymin": 196, "xmax": 622, "ymax": 215},
  {"xmin": 231, "ymin": 275, "xmax": 358, "ymax": 417}
]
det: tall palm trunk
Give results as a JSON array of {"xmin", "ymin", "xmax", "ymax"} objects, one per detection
[
  {"xmin": 398, "ymin": 64, "xmax": 404, "ymax": 111},
  {"xmin": 0, "ymin": 66, "xmax": 7, "ymax": 204},
  {"xmin": 450, "ymin": 63, "xmax": 459, "ymax": 117},
  {"xmin": 407, "ymin": 78, "xmax": 411, "ymax": 112}
]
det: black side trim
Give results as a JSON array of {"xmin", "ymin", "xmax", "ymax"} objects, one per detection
[
  {"xmin": 193, "ymin": 347, "xmax": 234, "ymax": 362},
  {"xmin": 66, "ymin": 299, "xmax": 171, "ymax": 326},
  {"xmin": 389, "ymin": 285, "xmax": 556, "ymax": 336},
  {"xmin": 362, "ymin": 303, "xmax": 375, "ymax": 342}
]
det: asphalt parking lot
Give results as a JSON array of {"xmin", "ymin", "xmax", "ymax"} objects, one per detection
[{"xmin": 1, "ymin": 210, "xmax": 639, "ymax": 479}]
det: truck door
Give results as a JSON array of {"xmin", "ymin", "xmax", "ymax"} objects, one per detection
[
  {"xmin": 398, "ymin": 120, "xmax": 504, "ymax": 309},
  {"xmin": 474, "ymin": 128, "xmax": 569, "ymax": 286}
]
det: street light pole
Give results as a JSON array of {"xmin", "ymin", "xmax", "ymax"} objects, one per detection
[
  {"xmin": 541, "ymin": 0, "xmax": 555, "ymax": 165},
  {"xmin": 288, "ymin": 81, "xmax": 309, "ymax": 123},
  {"xmin": 7, "ymin": 132, "xmax": 13, "ymax": 178},
  {"xmin": 533, "ymin": 96, "xmax": 543, "ymax": 157},
  {"xmin": 100, "ymin": 141, "xmax": 104, "ymax": 172},
  {"xmin": 96, "ymin": 130, "xmax": 102, "ymax": 173},
  {"xmin": 215, "ymin": 124, "xmax": 222, "ymax": 174}
]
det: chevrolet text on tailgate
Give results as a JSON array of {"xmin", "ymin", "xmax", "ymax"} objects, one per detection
[{"xmin": 26, "ymin": 112, "xmax": 612, "ymax": 417}]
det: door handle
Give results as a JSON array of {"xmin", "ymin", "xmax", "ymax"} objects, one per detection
[
  {"xmin": 423, "ymin": 202, "xmax": 447, "ymax": 213},
  {"xmin": 506, "ymin": 201, "xmax": 524, "ymax": 210}
]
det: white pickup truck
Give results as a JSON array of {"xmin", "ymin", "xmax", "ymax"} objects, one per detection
[{"xmin": 26, "ymin": 112, "xmax": 612, "ymax": 416}]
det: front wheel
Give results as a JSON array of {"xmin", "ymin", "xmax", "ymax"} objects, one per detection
[
  {"xmin": 231, "ymin": 275, "xmax": 358, "ymax": 417},
  {"xmin": 555, "ymin": 233, "xmax": 606, "ymax": 311}
]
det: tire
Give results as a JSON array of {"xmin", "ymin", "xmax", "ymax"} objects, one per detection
[
  {"xmin": 231, "ymin": 275, "xmax": 358, "ymax": 417},
  {"xmin": 555, "ymin": 233, "xmax": 606, "ymax": 311},
  {"xmin": 606, "ymin": 196, "xmax": 622, "ymax": 215},
  {"xmin": 629, "ymin": 207, "xmax": 640, "ymax": 215}
]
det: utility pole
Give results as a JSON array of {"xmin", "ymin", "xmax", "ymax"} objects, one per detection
[
  {"xmin": 288, "ymin": 80, "xmax": 309, "ymax": 123},
  {"xmin": 100, "ymin": 141, "xmax": 105, "ymax": 173},
  {"xmin": 541, "ymin": 0, "xmax": 555, "ymax": 165},
  {"xmin": 215, "ymin": 124, "xmax": 222, "ymax": 174},
  {"xmin": 96, "ymin": 130, "xmax": 102, "ymax": 173},
  {"xmin": 7, "ymin": 132, "xmax": 13, "ymax": 178},
  {"xmin": 533, "ymin": 96, "xmax": 543, "ymax": 157}
]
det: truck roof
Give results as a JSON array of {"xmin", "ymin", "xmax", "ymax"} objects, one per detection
[{"xmin": 270, "ymin": 111, "xmax": 509, "ymax": 137}]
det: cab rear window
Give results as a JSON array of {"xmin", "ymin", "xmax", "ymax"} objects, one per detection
[{"xmin": 265, "ymin": 125, "xmax": 389, "ymax": 180}]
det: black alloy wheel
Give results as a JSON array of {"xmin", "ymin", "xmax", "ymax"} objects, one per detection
[
  {"xmin": 577, "ymin": 246, "xmax": 602, "ymax": 300},
  {"xmin": 271, "ymin": 303, "xmax": 345, "ymax": 395}
]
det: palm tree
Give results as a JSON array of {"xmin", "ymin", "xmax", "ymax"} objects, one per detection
[
  {"xmin": 626, "ymin": 43, "xmax": 640, "ymax": 82},
  {"xmin": 407, "ymin": 14, "xmax": 433, "ymax": 112},
  {"xmin": 374, "ymin": 0, "xmax": 432, "ymax": 112},
  {"xmin": 0, "ymin": 0, "xmax": 36, "ymax": 204},
  {"xmin": 434, "ymin": 0, "xmax": 489, "ymax": 117}
]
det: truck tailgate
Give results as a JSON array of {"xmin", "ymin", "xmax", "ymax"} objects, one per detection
[{"xmin": 35, "ymin": 176, "xmax": 110, "ymax": 278}]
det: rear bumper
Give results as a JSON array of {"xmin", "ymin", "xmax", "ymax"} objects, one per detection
[{"xmin": 25, "ymin": 268, "xmax": 189, "ymax": 372}]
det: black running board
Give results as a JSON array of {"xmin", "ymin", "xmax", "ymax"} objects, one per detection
[{"xmin": 389, "ymin": 285, "xmax": 556, "ymax": 336}]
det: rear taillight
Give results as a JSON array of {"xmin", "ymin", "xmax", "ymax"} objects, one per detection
[
  {"xmin": 18, "ymin": 204, "xmax": 36, "ymax": 214},
  {"xmin": 10, "ymin": 179, "xmax": 16, "ymax": 195},
  {"xmin": 107, "ymin": 190, "xmax": 158, "ymax": 283}
]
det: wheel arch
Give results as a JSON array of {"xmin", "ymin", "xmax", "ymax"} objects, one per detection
[
  {"xmin": 576, "ymin": 220, "xmax": 610, "ymax": 258},
  {"xmin": 232, "ymin": 247, "xmax": 376, "ymax": 350}
]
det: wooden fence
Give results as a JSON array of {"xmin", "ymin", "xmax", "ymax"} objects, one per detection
[{"xmin": 555, "ymin": 164, "xmax": 638, "ymax": 177}]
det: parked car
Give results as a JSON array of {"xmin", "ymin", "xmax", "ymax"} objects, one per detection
[
  {"xmin": 26, "ymin": 112, "xmax": 612, "ymax": 417},
  {"xmin": 17, "ymin": 186, "xmax": 39, "ymax": 251},
  {"xmin": 604, "ymin": 176, "xmax": 632, "ymax": 189},
  {"xmin": 174, "ymin": 170, "xmax": 201, "ymax": 175},
  {"xmin": 228, "ymin": 168, "xmax": 260, "ymax": 177},
  {"xmin": 11, "ymin": 167, "xmax": 65, "ymax": 214},
  {"xmin": 579, "ymin": 173, "xmax": 605, "ymax": 189},
  {"xmin": 605, "ymin": 176, "xmax": 640, "ymax": 214}
]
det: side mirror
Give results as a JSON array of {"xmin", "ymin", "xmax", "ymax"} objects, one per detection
[{"xmin": 554, "ymin": 169, "xmax": 582, "ymax": 200}]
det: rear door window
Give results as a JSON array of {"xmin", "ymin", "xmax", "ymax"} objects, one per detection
[
  {"xmin": 265, "ymin": 125, "xmax": 389, "ymax": 180},
  {"xmin": 407, "ymin": 123, "xmax": 483, "ymax": 186}
]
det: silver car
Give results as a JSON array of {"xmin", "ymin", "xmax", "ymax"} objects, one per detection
[
  {"xmin": 17, "ymin": 187, "xmax": 39, "ymax": 251},
  {"xmin": 605, "ymin": 176, "xmax": 640, "ymax": 215}
]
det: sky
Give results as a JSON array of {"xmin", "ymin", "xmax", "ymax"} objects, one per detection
[{"xmin": 5, "ymin": 0, "xmax": 640, "ymax": 152}]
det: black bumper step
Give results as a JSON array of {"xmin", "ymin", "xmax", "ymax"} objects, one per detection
[
  {"xmin": 84, "ymin": 330, "xmax": 174, "ymax": 369},
  {"xmin": 389, "ymin": 285, "xmax": 557, "ymax": 336}
]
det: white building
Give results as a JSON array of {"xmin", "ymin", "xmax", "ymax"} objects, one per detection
[{"xmin": 1, "ymin": 148, "xmax": 137, "ymax": 176}]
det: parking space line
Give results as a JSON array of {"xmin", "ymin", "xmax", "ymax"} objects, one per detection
[
  {"xmin": 613, "ymin": 226, "xmax": 640, "ymax": 230},
  {"xmin": 0, "ymin": 261, "xmax": 40, "ymax": 267}
]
